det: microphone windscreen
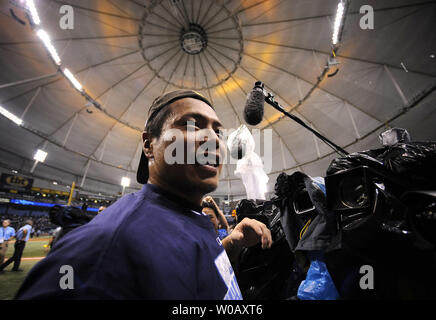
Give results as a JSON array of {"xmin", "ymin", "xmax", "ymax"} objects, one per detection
[{"xmin": 244, "ymin": 88, "xmax": 264, "ymax": 125}]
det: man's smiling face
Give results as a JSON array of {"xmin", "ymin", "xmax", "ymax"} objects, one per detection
[{"xmin": 146, "ymin": 97, "xmax": 226, "ymax": 196}]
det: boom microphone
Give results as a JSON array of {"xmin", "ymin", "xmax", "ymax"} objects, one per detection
[
  {"xmin": 249, "ymin": 80, "xmax": 349, "ymax": 157},
  {"xmin": 244, "ymin": 81, "xmax": 265, "ymax": 126}
]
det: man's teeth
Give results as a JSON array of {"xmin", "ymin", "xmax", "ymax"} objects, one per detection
[
  {"xmin": 196, "ymin": 161, "xmax": 219, "ymax": 167},
  {"xmin": 203, "ymin": 163, "xmax": 219, "ymax": 167}
]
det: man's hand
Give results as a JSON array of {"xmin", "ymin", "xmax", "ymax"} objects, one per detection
[
  {"xmin": 230, "ymin": 218, "xmax": 272, "ymax": 249},
  {"xmin": 222, "ymin": 218, "xmax": 272, "ymax": 263}
]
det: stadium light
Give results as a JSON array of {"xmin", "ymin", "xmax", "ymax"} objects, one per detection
[
  {"xmin": 25, "ymin": 0, "xmax": 41, "ymax": 25},
  {"xmin": 0, "ymin": 105, "xmax": 23, "ymax": 125},
  {"xmin": 37, "ymin": 29, "xmax": 61, "ymax": 65},
  {"xmin": 121, "ymin": 176, "xmax": 130, "ymax": 196},
  {"xmin": 121, "ymin": 177, "xmax": 131, "ymax": 187},
  {"xmin": 31, "ymin": 148, "xmax": 47, "ymax": 173},
  {"xmin": 33, "ymin": 149, "xmax": 48, "ymax": 162},
  {"xmin": 63, "ymin": 68, "xmax": 83, "ymax": 92},
  {"xmin": 332, "ymin": 1, "xmax": 345, "ymax": 45}
]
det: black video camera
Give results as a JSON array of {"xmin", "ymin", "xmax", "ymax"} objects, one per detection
[{"xmin": 323, "ymin": 137, "xmax": 436, "ymax": 299}]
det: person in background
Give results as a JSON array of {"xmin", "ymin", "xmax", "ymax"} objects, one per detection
[
  {"xmin": 0, "ymin": 220, "xmax": 33, "ymax": 273},
  {"xmin": 202, "ymin": 196, "xmax": 230, "ymax": 240},
  {"xmin": 98, "ymin": 206, "xmax": 106, "ymax": 214},
  {"xmin": 0, "ymin": 219, "xmax": 16, "ymax": 268}
]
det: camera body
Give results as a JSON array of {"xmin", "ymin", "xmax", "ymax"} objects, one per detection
[
  {"xmin": 323, "ymin": 141, "xmax": 436, "ymax": 299},
  {"xmin": 326, "ymin": 165, "xmax": 436, "ymax": 250},
  {"xmin": 234, "ymin": 199, "xmax": 296, "ymax": 299},
  {"xmin": 236, "ymin": 199, "xmax": 285, "ymax": 243}
]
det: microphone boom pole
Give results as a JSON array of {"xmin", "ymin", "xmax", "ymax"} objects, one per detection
[{"xmin": 259, "ymin": 82, "xmax": 349, "ymax": 157}]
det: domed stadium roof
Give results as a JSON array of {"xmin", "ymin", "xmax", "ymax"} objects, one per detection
[{"xmin": 0, "ymin": 0, "xmax": 435, "ymax": 199}]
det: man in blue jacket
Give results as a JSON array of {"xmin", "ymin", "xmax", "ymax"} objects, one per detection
[{"xmin": 16, "ymin": 90, "xmax": 272, "ymax": 299}]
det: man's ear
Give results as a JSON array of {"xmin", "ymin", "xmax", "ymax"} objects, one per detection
[{"xmin": 142, "ymin": 131, "xmax": 153, "ymax": 159}]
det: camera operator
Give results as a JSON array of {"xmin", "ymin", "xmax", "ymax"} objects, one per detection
[{"xmin": 16, "ymin": 90, "xmax": 272, "ymax": 299}]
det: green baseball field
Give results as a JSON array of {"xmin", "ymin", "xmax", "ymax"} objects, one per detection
[{"xmin": 0, "ymin": 237, "xmax": 50, "ymax": 300}]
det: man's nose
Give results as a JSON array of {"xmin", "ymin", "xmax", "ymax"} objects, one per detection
[
  {"xmin": 198, "ymin": 129, "xmax": 220, "ymax": 148},
  {"xmin": 198, "ymin": 130, "xmax": 226, "ymax": 160}
]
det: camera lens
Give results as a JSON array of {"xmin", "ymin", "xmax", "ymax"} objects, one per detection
[{"xmin": 339, "ymin": 176, "xmax": 368, "ymax": 208}]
